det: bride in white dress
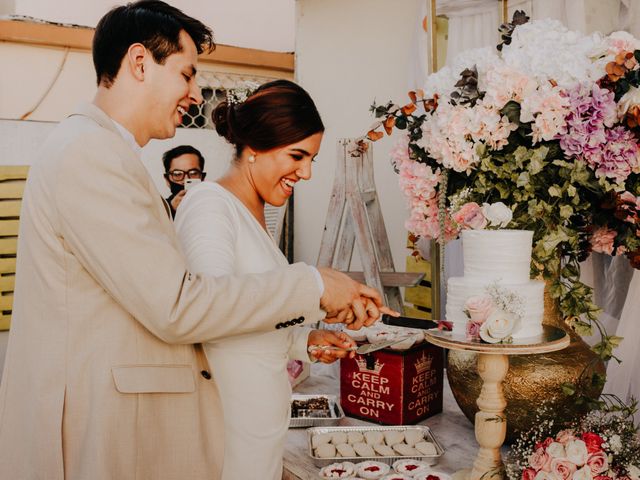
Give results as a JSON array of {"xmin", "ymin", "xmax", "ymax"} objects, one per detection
[{"xmin": 174, "ymin": 80, "xmax": 359, "ymax": 480}]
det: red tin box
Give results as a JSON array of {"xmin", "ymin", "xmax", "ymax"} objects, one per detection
[{"xmin": 339, "ymin": 341, "xmax": 444, "ymax": 425}]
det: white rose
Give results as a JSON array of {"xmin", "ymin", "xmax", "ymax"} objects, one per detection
[
  {"xmin": 572, "ymin": 466, "xmax": 593, "ymax": 480},
  {"xmin": 546, "ymin": 442, "xmax": 567, "ymax": 459},
  {"xmin": 628, "ymin": 464, "xmax": 640, "ymax": 480},
  {"xmin": 565, "ymin": 439, "xmax": 589, "ymax": 467},
  {"xmin": 479, "ymin": 309, "xmax": 520, "ymax": 343},
  {"xmin": 617, "ymin": 86, "xmax": 640, "ymax": 118},
  {"xmin": 482, "ymin": 202, "xmax": 513, "ymax": 228}
]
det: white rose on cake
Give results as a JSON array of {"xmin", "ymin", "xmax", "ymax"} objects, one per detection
[
  {"xmin": 482, "ymin": 202, "xmax": 513, "ymax": 228},
  {"xmin": 479, "ymin": 309, "xmax": 520, "ymax": 343}
]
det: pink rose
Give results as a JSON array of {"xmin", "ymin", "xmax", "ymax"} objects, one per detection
[
  {"xmin": 453, "ymin": 202, "xmax": 487, "ymax": 230},
  {"xmin": 581, "ymin": 433, "xmax": 604, "ymax": 454},
  {"xmin": 522, "ymin": 468, "xmax": 536, "ymax": 480},
  {"xmin": 556, "ymin": 430, "xmax": 577, "ymax": 445},
  {"xmin": 464, "ymin": 295, "xmax": 494, "ymax": 323},
  {"xmin": 586, "ymin": 452, "xmax": 608, "ymax": 475},
  {"xmin": 466, "ymin": 321, "xmax": 481, "ymax": 340},
  {"xmin": 529, "ymin": 448, "xmax": 552, "ymax": 472},
  {"xmin": 591, "ymin": 228, "xmax": 616, "ymax": 255},
  {"xmin": 536, "ymin": 437, "xmax": 555, "ymax": 451},
  {"xmin": 551, "ymin": 458, "xmax": 577, "ymax": 480},
  {"xmin": 594, "ymin": 476, "xmax": 612, "ymax": 480}
]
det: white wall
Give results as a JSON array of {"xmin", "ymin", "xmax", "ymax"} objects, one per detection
[
  {"xmin": 294, "ymin": 0, "xmax": 422, "ymax": 273},
  {"xmin": 0, "ymin": 119, "xmax": 234, "ymax": 196},
  {"xmin": 11, "ymin": 0, "xmax": 295, "ymax": 52}
]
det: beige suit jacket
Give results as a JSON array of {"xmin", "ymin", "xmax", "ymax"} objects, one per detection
[{"xmin": 0, "ymin": 103, "xmax": 324, "ymax": 480}]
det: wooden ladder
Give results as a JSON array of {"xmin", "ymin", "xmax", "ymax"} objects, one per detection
[{"xmin": 317, "ymin": 139, "xmax": 422, "ymax": 313}]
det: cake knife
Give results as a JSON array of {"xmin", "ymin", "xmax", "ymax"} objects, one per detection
[
  {"xmin": 307, "ymin": 336, "xmax": 411, "ymax": 356},
  {"xmin": 381, "ymin": 314, "xmax": 452, "ymax": 331}
]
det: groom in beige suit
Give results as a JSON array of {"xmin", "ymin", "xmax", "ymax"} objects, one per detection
[{"xmin": 0, "ymin": 2, "xmax": 392, "ymax": 479}]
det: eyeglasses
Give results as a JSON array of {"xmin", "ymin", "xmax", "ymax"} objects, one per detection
[{"xmin": 165, "ymin": 169, "xmax": 205, "ymax": 182}]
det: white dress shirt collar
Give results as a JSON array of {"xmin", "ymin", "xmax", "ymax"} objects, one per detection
[{"xmin": 111, "ymin": 119, "xmax": 143, "ymax": 157}]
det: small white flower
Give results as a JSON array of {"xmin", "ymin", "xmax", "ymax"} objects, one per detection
[
  {"xmin": 608, "ymin": 434, "xmax": 622, "ymax": 453},
  {"xmin": 546, "ymin": 442, "xmax": 567, "ymax": 459},
  {"xmin": 482, "ymin": 202, "xmax": 513, "ymax": 228},
  {"xmin": 479, "ymin": 309, "xmax": 520, "ymax": 343},
  {"xmin": 565, "ymin": 439, "xmax": 589, "ymax": 467}
]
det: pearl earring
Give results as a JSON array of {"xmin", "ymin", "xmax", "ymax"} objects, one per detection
[{"xmin": 248, "ymin": 155, "xmax": 256, "ymax": 163}]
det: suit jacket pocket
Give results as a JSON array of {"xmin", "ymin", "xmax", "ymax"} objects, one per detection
[{"xmin": 112, "ymin": 365, "xmax": 196, "ymax": 393}]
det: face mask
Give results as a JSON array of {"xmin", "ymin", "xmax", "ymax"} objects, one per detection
[{"xmin": 168, "ymin": 180, "xmax": 184, "ymax": 196}]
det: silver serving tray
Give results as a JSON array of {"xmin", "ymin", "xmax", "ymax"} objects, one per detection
[
  {"xmin": 289, "ymin": 394, "xmax": 345, "ymax": 428},
  {"xmin": 307, "ymin": 425, "xmax": 444, "ymax": 468}
]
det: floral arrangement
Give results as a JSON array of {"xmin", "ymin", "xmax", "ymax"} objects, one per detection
[
  {"xmin": 506, "ymin": 402, "xmax": 640, "ymax": 480},
  {"xmin": 464, "ymin": 283, "xmax": 524, "ymax": 343},
  {"xmin": 225, "ymin": 81, "xmax": 260, "ymax": 104},
  {"xmin": 360, "ymin": 13, "xmax": 640, "ymax": 371}
]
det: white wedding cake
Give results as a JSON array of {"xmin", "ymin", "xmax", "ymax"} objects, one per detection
[{"xmin": 446, "ymin": 230, "xmax": 545, "ymax": 340}]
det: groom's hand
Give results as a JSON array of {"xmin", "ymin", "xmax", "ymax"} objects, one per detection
[{"xmin": 318, "ymin": 267, "xmax": 399, "ymax": 329}]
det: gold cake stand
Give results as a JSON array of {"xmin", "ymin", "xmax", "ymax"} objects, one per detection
[{"xmin": 425, "ymin": 326, "xmax": 569, "ymax": 480}]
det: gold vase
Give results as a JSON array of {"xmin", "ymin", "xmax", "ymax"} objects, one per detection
[{"xmin": 447, "ymin": 282, "xmax": 605, "ymax": 441}]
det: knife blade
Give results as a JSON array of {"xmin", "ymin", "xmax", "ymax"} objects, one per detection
[
  {"xmin": 307, "ymin": 336, "xmax": 410, "ymax": 356},
  {"xmin": 381, "ymin": 314, "xmax": 445, "ymax": 330},
  {"xmin": 355, "ymin": 336, "xmax": 409, "ymax": 354}
]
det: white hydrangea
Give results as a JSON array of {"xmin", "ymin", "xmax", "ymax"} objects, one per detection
[{"xmin": 501, "ymin": 19, "xmax": 602, "ymax": 88}]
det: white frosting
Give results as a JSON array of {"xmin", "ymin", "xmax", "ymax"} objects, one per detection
[
  {"xmin": 462, "ymin": 230, "xmax": 533, "ymax": 283},
  {"xmin": 447, "ymin": 277, "xmax": 544, "ymax": 338},
  {"xmin": 446, "ymin": 230, "xmax": 544, "ymax": 339}
]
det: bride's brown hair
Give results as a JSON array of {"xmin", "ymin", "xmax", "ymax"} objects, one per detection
[{"xmin": 212, "ymin": 80, "xmax": 324, "ymax": 158}]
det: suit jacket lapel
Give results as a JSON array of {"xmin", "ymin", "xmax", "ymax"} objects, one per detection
[{"xmin": 69, "ymin": 103, "xmax": 176, "ymax": 232}]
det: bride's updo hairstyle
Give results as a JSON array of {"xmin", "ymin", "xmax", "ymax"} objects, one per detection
[{"xmin": 212, "ymin": 79, "xmax": 324, "ymax": 158}]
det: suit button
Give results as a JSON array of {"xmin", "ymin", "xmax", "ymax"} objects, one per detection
[
  {"xmin": 201, "ymin": 370, "xmax": 211, "ymax": 380},
  {"xmin": 285, "ymin": 321, "xmax": 293, "ymax": 327},
  {"xmin": 297, "ymin": 317, "xmax": 304, "ymax": 324},
  {"xmin": 275, "ymin": 323, "xmax": 283, "ymax": 329}
]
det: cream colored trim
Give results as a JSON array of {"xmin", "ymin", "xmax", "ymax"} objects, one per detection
[{"xmin": 0, "ymin": 19, "xmax": 294, "ymax": 73}]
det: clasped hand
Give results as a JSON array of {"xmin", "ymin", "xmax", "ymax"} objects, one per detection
[{"xmin": 318, "ymin": 267, "xmax": 399, "ymax": 330}]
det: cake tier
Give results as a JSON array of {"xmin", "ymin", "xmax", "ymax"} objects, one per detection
[
  {"xmin": 446, "ymin": 277, "xmax": 545, "ymax": 339},
  {"xmin": 462, "ymin": 230, "xmax": 534, "ymax": 283}
]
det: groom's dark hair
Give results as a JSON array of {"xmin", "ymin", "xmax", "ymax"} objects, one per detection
[{"xmin": 93, "ymin": 0, "xmax": 215, "ymax": 87}]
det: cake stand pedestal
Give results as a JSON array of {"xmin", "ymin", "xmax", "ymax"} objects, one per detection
[{"xmin": 425, "ymin": 326, "xmax": 569, "ymax": 480}]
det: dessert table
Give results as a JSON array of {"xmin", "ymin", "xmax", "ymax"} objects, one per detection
[
  {"xmin": 425, "ymin": 326, "xmax": 570, "ymax": 480},
  {"xmin": 283, "ymin": 363, "xmax": 490, "ymax": 480}
]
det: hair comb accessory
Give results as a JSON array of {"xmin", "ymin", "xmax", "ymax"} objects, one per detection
[{"xmin": 226, "ymin": 81, "xmax": 261, "ymax": 105}]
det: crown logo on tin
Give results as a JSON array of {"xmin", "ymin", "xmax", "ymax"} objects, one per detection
[
  {"xmin": 355, "ymin": 356, "xmax": 384, "ymax": 374},
  {"xmin": 414, "ymin": 353, "xmax": 432, "ymax": 374}
]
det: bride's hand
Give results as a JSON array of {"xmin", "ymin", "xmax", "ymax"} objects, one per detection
[{"xmin": 307, "ymin": 330, "xmax": 356, "ymax": 364}]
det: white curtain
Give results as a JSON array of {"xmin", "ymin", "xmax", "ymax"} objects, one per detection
[{"xmin": 437, "ymin": 0, "xmax": 621, "ymax": 65}]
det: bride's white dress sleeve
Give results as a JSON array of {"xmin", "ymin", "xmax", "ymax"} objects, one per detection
[{"xmin": 174, "ymin": 187, "xmax": 236, "ymax": 277}]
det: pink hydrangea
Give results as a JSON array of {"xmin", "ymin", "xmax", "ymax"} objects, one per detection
[
  {"xmin": 591, "ymin": 227, "xmax": 617, "ymax": 255},
  {"xmin": 452, "ymin": 202, "xmax": 487, "ymax": 230},
  {"xmin": 587, "ymin": 126, "xmax": 640, "ymax": 183},
  {"xmin": 520, "ymin": 85, "xmax": 570, "ymax": 143}
]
